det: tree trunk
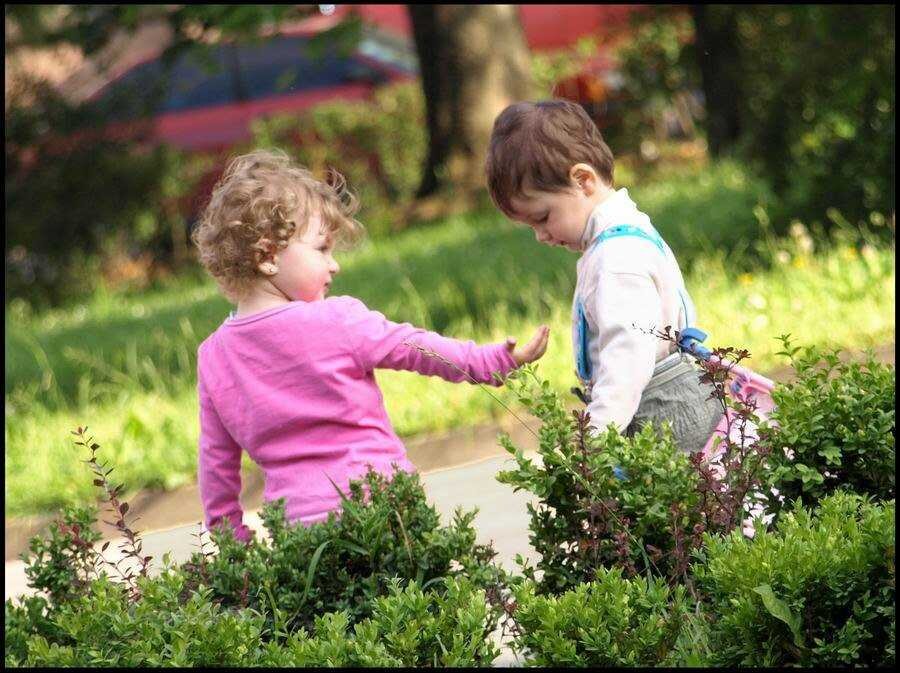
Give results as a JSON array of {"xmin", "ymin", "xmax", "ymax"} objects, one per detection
[
  {"xmin": 407, "ymin": 5, "xmax": 533, "ymax": 220},
  {"xmin": 689, "ymin": 5, "xmax": 742, "ymax": 157}
]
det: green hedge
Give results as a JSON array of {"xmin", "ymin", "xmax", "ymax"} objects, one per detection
[
  {"xmin": 7, "ymin": 575, "xmax": 497, "ymax": 667},
  {"xmin": 510, "ymin": 568, "xmax": 693, "ymax": 667},
  {"xmin": 762, "ymin": 339, "xmax": 895, "ymax": 513},
  {"xmin": 497, "ymin": 366, "xmax": 704, "ymax": 592},
  {"xmin": 5, "ymin": 463, "xmax": 504, "ymax": 667},
  {"xmin": 180, "ymin": 467, "xmax": 505, "ymax": 634},
  {"xmin": 694, "ymin": 493, "xmax": 895, "ymax": 667}
]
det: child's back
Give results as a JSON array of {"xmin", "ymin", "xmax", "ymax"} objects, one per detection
[{"xmin": 198, "ymin": 295, "xmax": 519, "ymax": 537}]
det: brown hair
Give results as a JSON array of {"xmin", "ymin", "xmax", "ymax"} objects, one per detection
[
  {"xmin": 485, "ymin": 100, "xmax": 615, "ymax": 218},
  {"xmin": 192, "ymin": 149, "xmax": 363, "ymax": 302}
]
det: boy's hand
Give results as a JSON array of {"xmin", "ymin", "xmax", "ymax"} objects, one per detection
[{"xmin": 507, "ymin": 325, "xmax": 550, "ymax": 366}]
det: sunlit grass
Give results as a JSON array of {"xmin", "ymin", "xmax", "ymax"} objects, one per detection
[{"xmin": 5, "ymin": 160, "xmax": 894, "ymax": 517}]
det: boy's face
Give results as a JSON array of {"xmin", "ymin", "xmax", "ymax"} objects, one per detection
[
  {"xmin": 508, "ymin": 167, "xmax": 606, "ymax": 252},
  {"xmin": 508, "ymin": 187, "xmax": 595, "ymax": 252}
]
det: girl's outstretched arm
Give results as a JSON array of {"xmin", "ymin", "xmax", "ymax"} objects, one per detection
[{"xmin": 331, "ymin": 296, "xmax": 547, "ymax": 385}]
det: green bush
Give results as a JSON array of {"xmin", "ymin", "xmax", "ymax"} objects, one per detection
[
  {"xmin": 496, "ymin": 366, "xmax": 703, "ymax": 593},
  {"xmin": 251, "ymin": 81, "xmax": 426, "ymax": 237},
  {"xmin": 180, "ymin": 466, "xmax": 505, "ymax": 635},
  {"xmin": 4, "ymin": 596, "xmax": 63, "ymax": 668},
  {"xmin": 509, "ymin": 567, "xmax": 693, "ymax": 667},
  {"xmin": 260, "ymin": 577, "xmax": 498, "ymax": 667},
  {"xmin": 19, "ymin": 505, "xmax": 102, "ymax": 608},
  {"xmin": 694, "ymin": 492, "xmax": 895, "ymax": 667},
  {"xmin": 11, "ymin": 572, "xmax": 496, "ymax": 667},
  {"xmin": 17, "ymin": 573, "xmax": 268, "ymax": 667},
  {"xmin": 762, "ymin": 339, "xmax": 895, "ymax": 513},
  {"xmin": 6, "ymin": 454, "xmax": 505, "ymax": 666}
]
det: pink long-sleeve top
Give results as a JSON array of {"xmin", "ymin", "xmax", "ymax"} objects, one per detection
[{"xmin": 197, "ymin": 295, "xmax": 518, "ymax": 541}]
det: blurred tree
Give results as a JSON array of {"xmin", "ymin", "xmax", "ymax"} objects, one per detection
[
  {"xmin": 688, "ymin": 5, "xmax": 741, "ymax": 158},
  {"xmin": 407, "ymin": 5, "xmax": 533, "ymax": 220},
  {"xmin": 719, "ymin": 5, "xmax": 895, "ymax": 229}
]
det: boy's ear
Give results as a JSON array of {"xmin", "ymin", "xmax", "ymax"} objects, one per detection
[{"xmin": 569, "ymin": 163, "xmax": 599, "ymax": 196}]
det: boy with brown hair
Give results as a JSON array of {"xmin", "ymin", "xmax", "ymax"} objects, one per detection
[{"xmin": 485, "ymin": 100, "xmax": 721, "ymax": 452}]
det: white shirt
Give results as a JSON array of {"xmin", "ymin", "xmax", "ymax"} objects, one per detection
[{"xmin": 572, "ymin": 188, "xmax": 696, "ymax": 433}]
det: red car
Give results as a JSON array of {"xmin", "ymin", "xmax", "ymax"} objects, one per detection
[{"xmin": 85, "ymin": 22, "xmax": 417, "ymax": 153}]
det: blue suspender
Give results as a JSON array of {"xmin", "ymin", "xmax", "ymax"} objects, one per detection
[
  {"xmin": 575, "ymin": 224, "xmax": 694, "ymax": 383},
  {"xmin": 589, "ymin": 224, "xmax": 665, "ymax": 254}
]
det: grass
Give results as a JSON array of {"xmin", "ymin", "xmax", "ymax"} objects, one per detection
[{"xmin": 5, "ymin": 160, "xmax": 895, "ymax": 518}]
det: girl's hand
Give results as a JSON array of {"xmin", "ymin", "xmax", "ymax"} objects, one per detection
[{"xmin": 506, "ymin": 325, "xmax": 550, "ymax": 366}]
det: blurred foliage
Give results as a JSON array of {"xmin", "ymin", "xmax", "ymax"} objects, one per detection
[
  {"xmin": 530, "ymin": 37, "xmax": 601, "ymax": 99},
  {"xmin": 250, "ymin": 81, "xmax": 427, "ymax": 237},
  {"xmin": 5, "ymin": 5, "xmax": 316, "ymax": 56},
  {"xmin": 610, "ymin": 10, "xmax": 701, "ymax": 155},
  {"xmin": 730, "ymin": 5, "xmax": 895, "ymax": 233},
  {"xmin": 4, "ymin": 4, "xmax": 364, "ymax": 307},
  {"xmin": 614, "ymin": 5, "xmax": 895, "ymax": 237},
  {"xmin": 5, "ymin": 74, "xmax": 211, "ymax": 307}
]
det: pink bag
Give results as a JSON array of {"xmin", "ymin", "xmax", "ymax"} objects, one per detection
[{"xmin": 701, "ymin": 360, "xmax": 777, "ymax": 457}]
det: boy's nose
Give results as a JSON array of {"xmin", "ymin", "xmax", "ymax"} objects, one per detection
[{"xmin": 535, "ymin": 229, "xmax": 552, "ymax": 244}]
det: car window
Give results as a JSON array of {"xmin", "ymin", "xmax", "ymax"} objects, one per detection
[
  {"xmin": 235, "ymin": 35, "xmax": 370, "ymax": 99},
  {"xmin": 357, "ymin": 31, "xmax": 418, "ymax": 74},
  {"xmin": 95, "ymin": 47, "xmax": 235, "ymax": 117},
  {"xmin": 95, "ymin": 32, "xmax": 406, "ymax": 118}
]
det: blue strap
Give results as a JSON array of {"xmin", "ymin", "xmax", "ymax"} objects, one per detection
[
  {"xmin": 677, "ymin": 327, "xmax": 712, "ymax": 360},
  {"xmin": 591, "ymin": 224, "xmax": 694, "ymax": 329},
  {"xmin": 575, "ymin": 298, "xmax": 592, "ymax": 382},
  {"xmin": 589, "ymin": 224, "xmax": 665, "ymax": 254},
  {"xmin": 575, "ymin": 223, "xmax": 706, "ymax": 385}
]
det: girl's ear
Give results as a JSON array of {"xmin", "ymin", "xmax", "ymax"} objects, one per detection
[
  {"xmin": 569, "ymin": 163, "xmax": 599, "ymax": 196},
  {"xmin": 258, "ymin": 261, "xmax": 279, "ymax": 276}
]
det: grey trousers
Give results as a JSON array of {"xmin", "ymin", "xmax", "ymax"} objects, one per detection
[{"xmin": 625, "ymin": 352, "xmax": 724, "ymax": 454}]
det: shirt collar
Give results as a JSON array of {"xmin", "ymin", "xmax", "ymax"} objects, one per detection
[{"xmin": 579, "ymin": 187, "xmax": 635, "ymax": 251}]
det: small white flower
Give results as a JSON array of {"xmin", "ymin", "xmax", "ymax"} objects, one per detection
[{"xmin": 747, "ymin": 293, "xmax": 767, "ymax": 310}]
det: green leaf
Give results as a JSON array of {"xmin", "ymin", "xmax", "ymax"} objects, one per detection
[
  {"xmin": 753, "ymin": 584, "xmax": 805, "ymax": 649},
  {"xmin": 298, "ymin": 540, "xmax": 331, "ymax": 610}
]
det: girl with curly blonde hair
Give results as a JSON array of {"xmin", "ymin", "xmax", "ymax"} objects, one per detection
[{"xmin": 192, "ymin": 149, "xmax": 549, "ymax": 540}]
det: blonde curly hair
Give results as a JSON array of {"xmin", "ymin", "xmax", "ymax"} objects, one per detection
[{"xmin": 192, "ymin": 148, "xmax": 363, "ymax": 302}]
